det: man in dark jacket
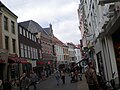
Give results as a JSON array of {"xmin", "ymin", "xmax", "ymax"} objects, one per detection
[{"xmin": 85, "ymin": 62, "xmax": 99, "ymax": 90}]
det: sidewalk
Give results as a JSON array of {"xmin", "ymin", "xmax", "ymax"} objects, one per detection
[{"xmin": 77, "ymin": 74, "xmax": 89, "ymax": 90}]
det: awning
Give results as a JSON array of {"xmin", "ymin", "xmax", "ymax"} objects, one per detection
[
  {"xmin": 8, "ymin": 57, "xmax": 18, "ymax": 63},
  {"xmin": 37, "ymin": 61, "xmax": 45, "ymax": 65},
  {"xmin": 18, "ymin": 57, "xmax": 29, "ymax": 64},
  {"xmin": 0, "ymin": 60, "xmax": 5, "ymax": 63},
  {"xmin": 8, "ymin": 57, "xmax": 29, "ymax": 64}
]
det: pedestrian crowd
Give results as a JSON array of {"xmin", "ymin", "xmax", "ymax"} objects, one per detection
[
  {"xmin": 0, "ymin": 70, "xmax": 39, "ymax": 90},
  {"xmin": 0, "ymin": 60, "xmax": 105, "ymax": 90},
  {"xmin": 53, "ymin": 63, "xmax": 83, "ymax": 86}
]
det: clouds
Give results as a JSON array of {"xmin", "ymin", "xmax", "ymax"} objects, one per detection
[{"xmin": 2, "ymin": 0, "xmax": 81, "ymax": 44}]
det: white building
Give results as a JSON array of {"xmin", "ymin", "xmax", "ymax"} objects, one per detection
[
  {"xmin": 75, "ymin": 45, "xmax": 82, "ymax": 63},
  {"xmin": 78, "ymin": 0, "xmax": 120, "ymax": 85},
  {"xmin": 53, "ymin": 36, "xmax": 64, "ymax": 66},
  {"xmin": 67, "ymin": 43, "xmax": 76, "ymax": 63}
]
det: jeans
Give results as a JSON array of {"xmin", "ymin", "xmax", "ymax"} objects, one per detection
[{"xmin": 29, "ymin": 82, "xmax": 36, "ymax": 90}]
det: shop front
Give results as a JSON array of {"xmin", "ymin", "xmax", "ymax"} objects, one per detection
[
  {"xmin": 8, "ymin": 54, "xmax": 30, "ymax": 80},
  {"xmin": 0, "ymin": 49, "xmax": 8, "ymax": 81},
  {"xmin": 112, "ymin": 27, "xmax": 120, "ymax": 82},
  {"xmin": 36, "ymin": 61, "xmax": 45, "ymax": 78}
]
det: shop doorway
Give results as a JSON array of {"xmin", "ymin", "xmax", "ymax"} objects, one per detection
[
  {"xmin": 96, "ymin": 52, "xmax": 106, "ymax": 80},
  {"xmin": 112, "ymin": 27, "xmax": 120, "ymax": 81},
  {"xmin": 0, "ymin": 64, "xmax": 4, "ymax": 80}
]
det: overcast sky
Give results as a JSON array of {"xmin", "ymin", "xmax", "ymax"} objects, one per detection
[{"xmin": 2, "ymin": 0, "xmax": 81, "ymax": 44}]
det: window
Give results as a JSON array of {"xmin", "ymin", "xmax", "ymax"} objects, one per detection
[
  {"xmin": 20, "ymin": 43, "xmax": 24, "ymax": 57},
  {"xmin": 12, "ymin": 39, "xmax": 16, "ymax": 53},
  {"xmin": 5, "ymin": 36, "xmax": 9, "ymax": 50},
  {"xmin": 11, "ymin": 21, "xmax": 15, "ymax": 34},
  {"xmin": 36, "ymin": 49, "xmax": 38, "ymax": 59},
  {"xmin": 23, "ymin": 29, "xmax": 26, "ymax": 36},
  {"xmin": 31, "ymin": 47, "xmax": 33, "ymax": 58},
  {"xmin": 29, "ymin": 33, "xmax": 31, "ymax": 39},
  {"xmin": 4, "ymin": 16, "xmax": 8, "ymax": 31},
  {"xmin": 19, "ymin": 27, "xmax": 22, "ymax": 34},
  {"xmin": 28, "ymin": 46, "xmax": 30, "ymax": 58},
  {"xmin": 26, "ymin": 31, "xmax": 29, "ymax": 38},
  {"xmin": 24, "ymin": 45, "xmax": 27, "ymax": 58}
]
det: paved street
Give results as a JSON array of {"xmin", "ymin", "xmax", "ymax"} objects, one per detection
[{"xmin": 29, "ymin": 74, "xmax": 89, "ymax": 90}]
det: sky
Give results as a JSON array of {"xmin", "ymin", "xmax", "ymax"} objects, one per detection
[{"xmin": 1, "ymin": 0, "xmax": 81, "ymax": 44}]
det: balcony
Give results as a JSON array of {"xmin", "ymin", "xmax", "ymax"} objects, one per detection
[{"xmin": 98, "ymin": 0, "xmax": 119, "ymax": 5}]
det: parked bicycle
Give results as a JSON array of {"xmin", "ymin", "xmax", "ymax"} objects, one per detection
[{"xmin": 100, "ymin": 72, "xmax": 120, "ymax": 90}]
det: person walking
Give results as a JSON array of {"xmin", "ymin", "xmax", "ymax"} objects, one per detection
[
  {"xmin": 0, "ymin": 79, "xmax": 3, "ymax": 90},
  {"xmin": 29, "ymin": 71, "xmax": 38, "ymax": 90},
  {"xmin": 54, "ymin": 69, "xmax": 61, "ymax": 86},
  {"xmin": 20, "ymin": 73, "xmax": 29, "ymax": 90},
  {"xmin": 3, "ymin": 79, "xmax": 11, "ymax": 90},
  {"xmin": 61, "ymin": 69, "xmax": 65, "ymax": 84},
  {"xmin": 79, "ymin": 64, "xmax": 83, "ymax": 81},
  {"xmin": 85, "ymin": 62, "xmax": 99, "ymax": 90}
]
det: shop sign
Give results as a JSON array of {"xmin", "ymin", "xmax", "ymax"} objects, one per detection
[
  {"xmin": 48, "ymin": 61, "xmax": 51, "ymax": 65},
  {"xmin": 32, "ymin": 61, "xmax": 36, "ymax": 67}
]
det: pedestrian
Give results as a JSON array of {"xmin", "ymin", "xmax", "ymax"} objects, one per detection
[
  {"xmin": 85, "ymin": 62, "xmax": 99, "ymax": 90},
  {"xmin": 29, "ymin": 71, "xmax": 38, "ymax": 90},
  {"xmin": 54, "ymin": 69, "xmax": 61, "ymax": 86},
  {"xmin": 79, "ymin": 64, "xmax": 83, "ymax": 81},
  {"xmin": 20, "ymin": 73, "xmax": 30, "ymax": 90},
  {"xmin": 3, "ymin": 79, "xmax": 11, "ymax": 90},
  {"xmin": 0, "ymin": 79, "xmax": 3, "ymax": 90},
  {"xmin": 61, "ymin": 69, "xmax": 65, "ymax": 84}
]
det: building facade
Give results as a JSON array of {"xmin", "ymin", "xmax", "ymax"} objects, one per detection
[
  {"xmin": 53, "ymin": 36, "xmax": 64, "ymax": 66},
  {"xmin": 0, "ymin": 1, "xmax": 18, "ymax": 81},
  {"xmin": 75, "ymin": 45, "xmax": 82, "ymax": 63},
  {"xmin": 67, "ymin": 43, "xmax": 76, "ymax": 63},
  {"xmin": 63, "ymin": 43, "xmax": 69, "ymax": 64},
  {"xmin": 78, "ymin": 0, "xmax": 120, "ymax": 86},
  {"xmin": 18, "ymin": 23, "xmax": 42, "ymax": 76}
]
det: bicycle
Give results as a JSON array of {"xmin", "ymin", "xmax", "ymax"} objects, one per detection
[{"xmin": 102, "ymin": 72, "xmax": 120, "ymax": 90}]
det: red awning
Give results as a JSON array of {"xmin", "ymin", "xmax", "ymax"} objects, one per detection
[
  {"xmin": 8, "ymin": 57, "xmax": 29, "ymax": 64},
  {"xmin": 0, "ymin": 60, "xmax": 5, "ymax": 63},
  {"xmin": 37, "ymin": 61, "xmax": 45, "ymax": 65},
  {"xmin": 8, "ymin": 57, "xmax": 18, "ymax": 63},
  {"xmin": 18, "ymin": 57, "xmax": 29, "ymax": 64}
]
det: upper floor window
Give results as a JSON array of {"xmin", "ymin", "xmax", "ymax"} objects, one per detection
[
  {"xmin": 11, "ymin": 21, "xmax": 15, "ymax": 34},
  {"xmin": 4, "ymin": 16, "xmax": 8, "ymax": 31},
  {"xmin": 20, "ymin": 43, "xmax": 24, "ymax": 57},
  {"xmin": 29, "ymin": 33, "xmax": 31, "ymax": 39},
  {"xmin": 12, "ymin": 39, "xmax": 16, "ymax": 53},
  {"xmin": 23, "ymin": 29, "xmax": 26, "ymax": 36},
  {"xmin": 5, "ymin": 36, "xmax": 9, "ymax": 50},
  {"xmin": 26, "ymin": 31, "xmax": 29, "ymax": 38},
  {"xmin": 19, "ymin": 27, "xmax": 22, "ymax": 34}
]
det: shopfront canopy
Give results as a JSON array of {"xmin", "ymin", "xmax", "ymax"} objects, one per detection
[
  {"xmin": 8, "ymin": 57, "xmax": 18, "ymax": 63},
  {"xmin": 36, "ymin": 61, "xmax": 45, "ymax": 65},
  {"xmin": 18, "ymin": 57, "xmax": 29, "ymax": 64},
  {"xmin": 0, "ymin": 59, "xmax": 5, "ymax": 63},
  {"xmin": 8, "ymin": 57, "xmax": 29, "ymax": 64}
]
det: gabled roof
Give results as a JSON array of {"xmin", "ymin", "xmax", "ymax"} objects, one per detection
[
  {"xmin": 19, "ymin": 20, "xmax": 49, "ymax": 35},
  {"xmin": 43, "ymin": 24, "xmax": 53, "ymax": 36},
  {"xmin": 44, "ymin": 28, "xmax": 51, "ymax": 35},
  {"xmin": 0, "ymin": 1, "xmax": 18, "ymax": 18},
  {"xmin": 53, "ymin": 36, "xmax": 64, "ymax": 46}
]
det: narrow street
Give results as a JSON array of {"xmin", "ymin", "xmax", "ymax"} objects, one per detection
[{"xmin": 29, "ymin": 74, "xmax": 89, "ymax": 90}]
